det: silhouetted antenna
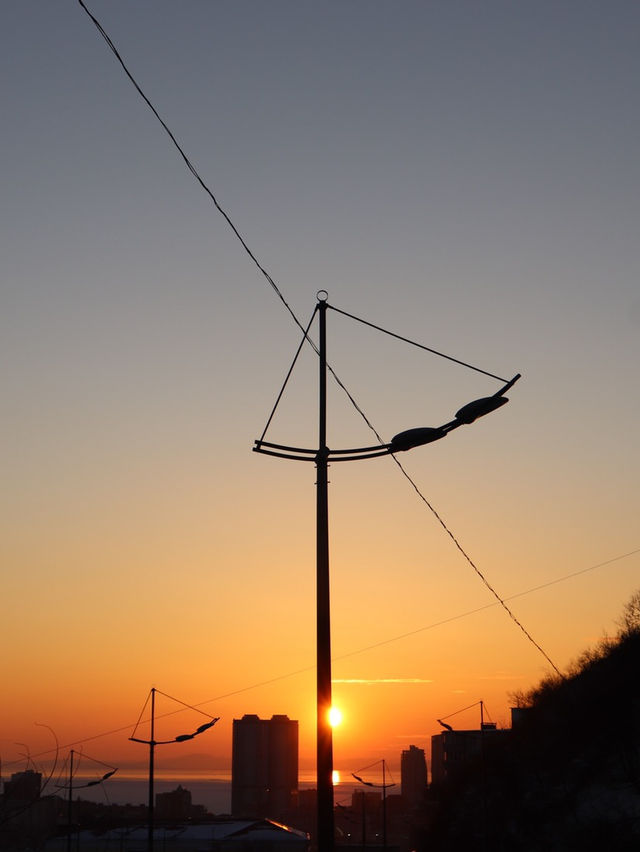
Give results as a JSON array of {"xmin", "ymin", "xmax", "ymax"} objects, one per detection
[{"xmin": 437, "ymin": 700, "xmax": 493, "ymax": 729}]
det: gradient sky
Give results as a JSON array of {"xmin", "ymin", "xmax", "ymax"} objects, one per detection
[{"xmin": 2, "ymin": 1, "xmax": 639, "ymax": 779}]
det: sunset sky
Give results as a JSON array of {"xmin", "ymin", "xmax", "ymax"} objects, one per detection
[{"xmin": 2, "ymin": 1, "xmax": 639, "ymax": 781}]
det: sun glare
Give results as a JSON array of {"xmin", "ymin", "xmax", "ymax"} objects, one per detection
[
  {"xmin": 332, "ymin": 770, "xmax": 340, "ymax": 785},
  {"xmin": 329, "ymin": 706, "xmax": 343, "ymax": 727}
]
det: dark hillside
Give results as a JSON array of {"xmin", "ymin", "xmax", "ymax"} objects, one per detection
[{"xmin": 428, "ymin": 630, "xmax": 640, "ymax": 851}]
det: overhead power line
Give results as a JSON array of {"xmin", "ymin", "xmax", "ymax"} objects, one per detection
[
  {"xmin": 8, "ymin": 547, "xmax": 637, "ymax": 770},
  {"xmin": 76, "ymin": 2, "xmax": 562, "ymax": 677},
  {"xmin": 76, "ymin": 0, "xmax": 304, "ymax": 337}
]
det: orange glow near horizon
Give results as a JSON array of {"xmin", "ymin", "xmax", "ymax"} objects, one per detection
[{"xmin": 332, "ymin": 770, "xmax": 340, "ymax": 785}]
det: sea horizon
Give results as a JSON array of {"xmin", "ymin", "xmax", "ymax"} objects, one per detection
[{"xmin": 51, "ymin": 771, "xmax": 368, "ymax": 814}]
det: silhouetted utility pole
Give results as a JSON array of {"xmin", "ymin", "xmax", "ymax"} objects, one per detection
[
  {"xmin": 147, "ymin": 688, "xmax": 155, "ymax": 852},
  {"xmin": 316, "ymin": 295, "xmax": 334, "ymax": 852},
  {"xmin": 67, "ymin": 749, "xmax": 74, "ymax": 852},
  {"xmin": 53, "ymin": 749, "xmax": 117, "ymax": 852},
  {"xmin": 353, "ymin": 761, "xmax": 395, "ymax": 852},
  {"xmin": 254, "ymin": 292, "xmax": 520, "ymax": 852},
  {"xmin": 129, "ymin": 687, "xmax": 219, "ymax": 852}
]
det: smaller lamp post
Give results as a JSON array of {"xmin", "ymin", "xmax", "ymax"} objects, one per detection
[
  {"xmin": 352, "ymin": 760, "xmax": 395, "ymax": 851},
  {"xmin": 129, "ymin": 687, "xmax": 219, "ymax": 852},
  {"xmin": 55, "ymin": 750, "xmax": 117, "ymax": 852}
]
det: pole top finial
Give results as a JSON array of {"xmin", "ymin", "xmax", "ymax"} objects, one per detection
[{"xmin": 317, "ymin": 289, "xmax": 328, "ymax": 302}]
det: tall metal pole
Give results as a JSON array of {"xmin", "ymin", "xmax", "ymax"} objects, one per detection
[
  {"xmin": 66, "ymin": 749, "xmax": 74, "ymax": 852},
  {"xmin": 252, "ymin": 298, "xmax": 519, "ymax": 850},
  {"xmin": 480, "ymin": 699, "xmax": 488, "ymax": 852},
  {"xmin": 148, "ymin": 687, "xmax": 156, "ymax": 852},
  {"xmin": 316, "ymin": 294, "xmax": 334, "ymax": 852},
  {"xmin": 382, "ymin": 759, "xmax": 387, "ymax": 851}
]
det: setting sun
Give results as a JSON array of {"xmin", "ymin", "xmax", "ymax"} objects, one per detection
[
  {"xmin": 332, "ymin": 770, "xmax": 340, "ymax": 785},
  {"xmin": 329, "ymin": 706, "xmax": 343, "ymax": 727}
]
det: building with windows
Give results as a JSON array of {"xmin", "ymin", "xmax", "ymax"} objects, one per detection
[
  {"xmin": 431, "ymin": 722, "xmax": 505, "ymax": 785},
  {"xmin": 231, "ymin": 714, "xmax": 298, "ymax": 820}
]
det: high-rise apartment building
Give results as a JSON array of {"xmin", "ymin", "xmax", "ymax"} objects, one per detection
[
  {"xmin": 431, "ymin": 722, "xmax": 504, "ymax": 785},
  {"xmin": 400, "ymin": 745, "xmax": 428, "ymax": 807},
  {"xmin": 231, "ymin": 714, "xmax": 298, "ymax": 819}
]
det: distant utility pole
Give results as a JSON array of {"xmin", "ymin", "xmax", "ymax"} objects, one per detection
[{"xmin": 129, "ymin": 687, "xmax": 219, "ymax": 852}]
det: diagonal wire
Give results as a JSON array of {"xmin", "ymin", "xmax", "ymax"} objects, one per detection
[
  {"xmin": 333, "ymin": 547, "xmax": 640, "ymax": 659},
  {"xmin": 77, "ymin": 0, "xmax": 558, "ymax": 673},
  {"xmin": 259, "ymin": 306, "xmax": 318, "ymax": 442},
  {"xmin": 321, "ymin": 354, "xmax": 563, "ymax": 675},
  {"xmin": 129, "ymin": 689, "xmax": 151, "ymax": 740},
  {"xmin": 154, "ymin": 688, "xmax": 218, "ymax": 720},
  {"xmin": 76, "ymin": 0, "xmax": 308, "ymax": 343},
  {"xmin": 328, "ymin": 304, "xmax": 508, "ymax": 382},
  {"xmin": 5, "ymin": 545, "xmax": 637, "ymax": 770},
  {"xmin": 439, "ymin": 700, "xmax": 483, "ymax": 721},
  {"xmin": 391, "ymin": 454, "xmax": 562, "ymax": 676}
]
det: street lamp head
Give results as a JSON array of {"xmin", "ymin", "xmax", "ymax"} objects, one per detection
[
  {"xmin": 454, "ymin": 372, "xmax": 521, "ymax": 425},
  {"xmin": 175, "ymin": 717, "xmax": 220, "ymax": 741},
  {"xmin": 196, "ymin": 719, "xmax": 220, "ymax": 734},
  {"xmin": 454, "ymin": 394, "xmax": 509, "ymax": 424},
  {"xmin": 390, "ymin": 426, "xmax": 446, "ymax": 453}
]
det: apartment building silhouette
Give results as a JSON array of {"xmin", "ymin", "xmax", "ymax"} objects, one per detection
[
  {"xmin": 401, "ymin": 744, "xmax": 428, "ymax": 807},
  {"xmin": 231, "ymin": 714, "xmax": 298, "ymax": 820}
]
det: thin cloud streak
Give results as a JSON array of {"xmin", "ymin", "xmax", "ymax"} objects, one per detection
[{"xmin": 332, "ymin": 678, "xmax": 433, "ymax": 685}]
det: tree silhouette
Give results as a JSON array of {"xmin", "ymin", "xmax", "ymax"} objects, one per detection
[{"xmin": 617, "ymin": 589, "xmax": 640, "ymax": 637}]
